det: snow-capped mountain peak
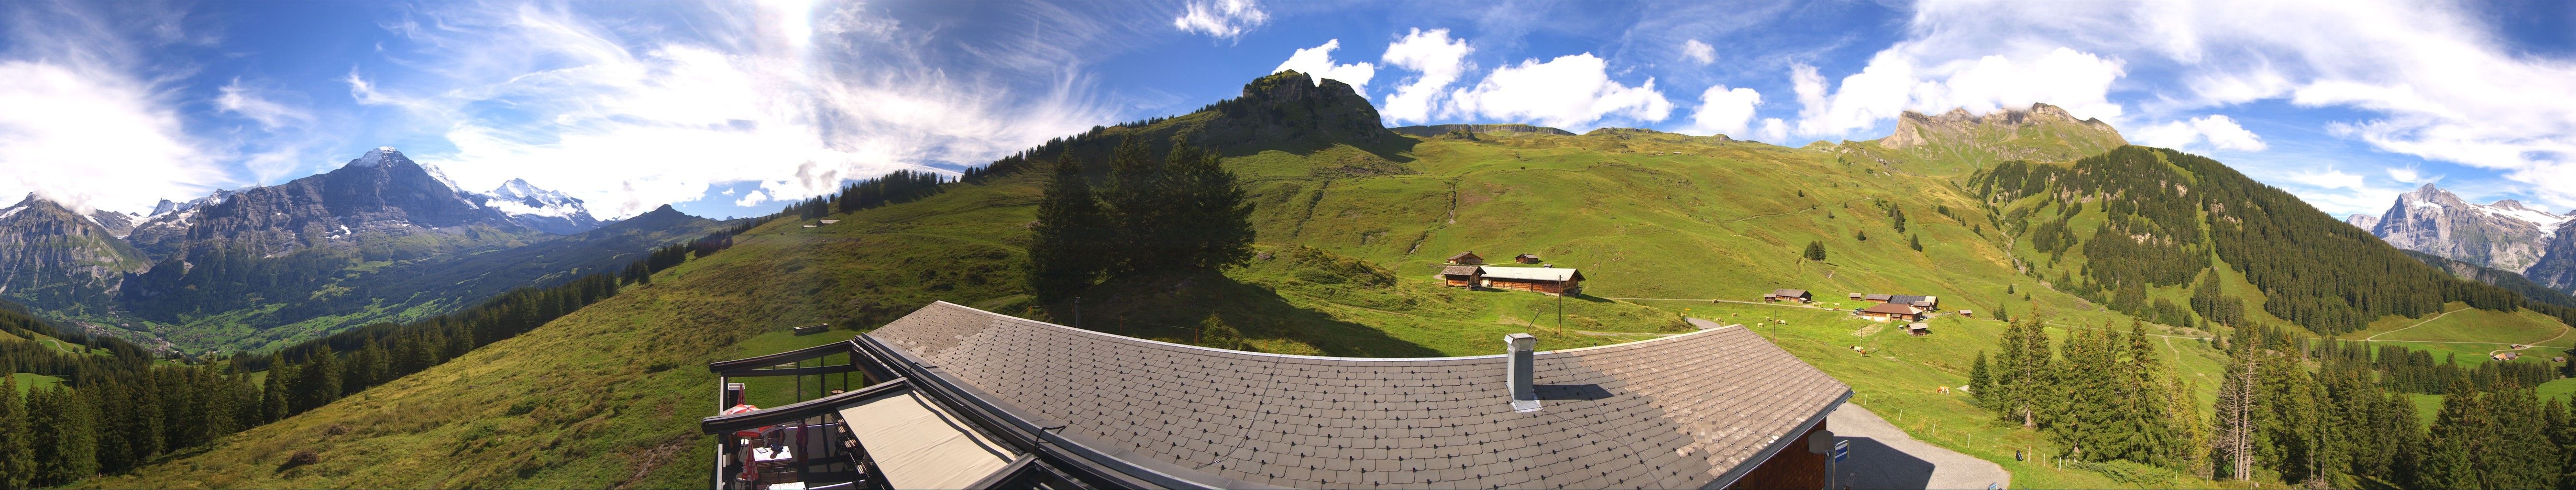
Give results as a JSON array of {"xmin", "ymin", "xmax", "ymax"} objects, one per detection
[
  {"xmin": 346, "ymin": 146, "xmax": 403, "ymax": 168},
  {"xmin": 473, "ymin": 178, "xmax": 602, "ymax": 234},
  {"xmin": 2366, "ymin": 183, "xmax": 2569, "ymax": 276}
]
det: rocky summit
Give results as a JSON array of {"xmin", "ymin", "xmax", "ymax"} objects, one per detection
[{"xmin": 2364, "ymin": 183, "xmax": 2571, "ymax": 277}]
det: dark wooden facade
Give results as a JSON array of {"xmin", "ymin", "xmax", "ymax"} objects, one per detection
[
  {"xmin": 1440, "ymin": 266, "xmax": 1483, "ymax": 288},
  {"xmin": 1486, "ymin": 277, "xmax": 1580, "ymax": 295},
  {"xmin": 1446, "ymin": 251, "xmax": 1485, "ymax": 265},
  {"xmin": 1728, "ymin": 419, "xmax": 1829, "ymax": 490}
]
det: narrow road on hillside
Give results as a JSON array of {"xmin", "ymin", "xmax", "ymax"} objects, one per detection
[
  {"xmin": 2364, "ymin": 308, "xmax": 2469, "ymax": 342},
  {"xmin": 2486, "ymin": 327, "xmax": 2571, "ymax": 358}
]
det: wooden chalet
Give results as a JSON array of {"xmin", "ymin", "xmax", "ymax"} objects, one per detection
[
  {"xmin": 1446, "ymin": 251, "xmax": 1486, "ymax": 265},
  {"xmin": 1855, "ymin": 293, "xmax": 1938, "ymax": 310},
  {"xmin": 1440, "ymin": 265, "xmax": 1484, "ymax": 288},
  {"xmin": 1513, "ymin": 253, "xmax": 1543, "ymax": 264},
  {"xmin": 1479, "ymin": 266, "xmax": 1584, "ymax": 295},
  {"xmin": 2494, "ymin": 352, "xmax": 2522, "ymax": 361},
  {"xmin": 1904, "ymin": 323, "xmax": 1931, "ymax": 336},
  {"xmin": 1857, "ymin": 303, "xmax": 1926, "ymax": 323},
  {"xmin": 1763, "ymin": 289, "xmax": 1814, "ymax": 303}
]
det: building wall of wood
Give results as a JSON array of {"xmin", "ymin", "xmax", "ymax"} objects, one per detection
[
  {"xmin": 1729, "ymin": 419, "xmax": 1829, "ymax": 490},
  {"xmin": 1485, "ymin": 278, "xmax": 1578, "ymax": 294},
  {"xmin": 1443, "ymin": 275, "xmax": 1479, "ymax": 288}
]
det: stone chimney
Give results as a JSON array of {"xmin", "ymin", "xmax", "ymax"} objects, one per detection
[{"xmin": 1507, "ymin": 333, "xmax": 1540, "ymax": 412}]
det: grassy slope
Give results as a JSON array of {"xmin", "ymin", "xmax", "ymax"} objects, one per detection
[
  {"xmin": 8, "ymin": 372, "xmax": 62, "ymax": 393},
  {"xmin": 98, "ymin": 115, "xmax": 2561, "ymax": 488}
]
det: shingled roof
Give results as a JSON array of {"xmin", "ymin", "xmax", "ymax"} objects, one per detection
[
  {"xmin": 863, "ymin": 301, "xmax": 1850, "ymax": 489},
  {"xmin": 1440, "ymin": 265, "xmax": 1482, "ymax": 276}
]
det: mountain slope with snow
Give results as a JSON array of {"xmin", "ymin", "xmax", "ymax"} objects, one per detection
[
  {"xmin": 475, "ymin": 178, "xmax": 603, "ymax": 234},
  {"xmin": 2365, "ymin": 183, "xmax": 2569, "ymax": 276}
]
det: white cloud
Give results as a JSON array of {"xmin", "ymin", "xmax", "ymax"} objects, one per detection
[
  {"xmin": 215, "ymin": 78, "xmax": 311, "ymax": 131},
  {"xmin": 360, "ymin": 2, "xmax": 1106, "ymax": 218},
  {"xmin": 733, "ymin": 189, "xmax": 768, "ymax": 207},
  {"xmin": 1756, "ymin": 118, "xmax": 1790, "ymax": 143},
  {"xmin": 0, "ymin": 5, "xmax": 224, "ymax": 215},
  {"xmin": 1681, "ymin": 39, "xmax": 1716, "ymax": 66},
  {"xmin": 1893, "ymin": 0, "xmax": 2576, "ymax": 213},
  {"xmin": 1683, "ymin": 85, "xmax": 1761, "ymax": 137},
  {"xmin": 1172, "ymin": 0, "xmax": 1268, "ymax": 40},
  {"xmin": 1791, "ymin": 47, "xmax": 2125, "ymax": 137},
  {"xmin": 1377, "ymin": 28, "xmax": 1471, "ymax": 124},
  {"xmin": 2133, "ymin": 114, "xmax": 2266, "ymax": 152},
  {"xmin": 1446, "ymin": 53, "xmax": 1673, "ymax": 131},
  {"xmin": 1272, "ymin": 39, "xmax": 1375, "ymax": 89},
  {"xmin": 2384, "ymin": 166, "xmax": 2420, "ymax": 184}
]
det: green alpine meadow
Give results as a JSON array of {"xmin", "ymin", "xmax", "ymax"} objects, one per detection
[{"xmin": 4, "ymin": 2, "xmax": 2574, "ymax": 489}]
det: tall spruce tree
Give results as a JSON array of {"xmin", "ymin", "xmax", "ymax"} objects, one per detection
[
  {"xmin": 0, "ymin": 376, "xmax": 29, "ymax": 490},
  {"xmin": 1164, "ymin": 142, "xmax": 1255, "ymax": 271},
  {"xmin": 1027, "ymin": 154, "xmax": 1110, "ymax": 303},
  {"xmin": 2416, "ymin": 379, "xmax": 2482, "ymax": 489},
  {"xmin": 1101, "ymin": 136, "xmax": 1180, "ymax": 274},
  {"xmin": 1802, "ymin": 241, "xmax": 1827, "ymax": 261}
]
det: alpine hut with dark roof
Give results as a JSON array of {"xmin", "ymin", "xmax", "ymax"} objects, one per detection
[
  {"xmin": 1513, "ymin": 253, "xmax": 1543, "ymax": 264},
  {"xmin": 1441, "ymin": 265, "xmax": 1485, "ymax": 288},
  {"xmin": 1446, "ymin": 251, "xmax": 1485, "ymax": 265},
  {"xmin": 1858, "ymin": 302, "xmax": 1926, "ymax": 322},
  {"xmin": 1764, "ymin": 289, "xmax": 1814, "ymax": 303},
  {"xmin": 699, "ymin": 301, "xmax": 1855, "ymax": 490}
]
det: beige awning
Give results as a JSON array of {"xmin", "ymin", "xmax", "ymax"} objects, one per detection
[{"xmin": 838, "ymin": 388, "xmax": 1018, "ymax": 489}]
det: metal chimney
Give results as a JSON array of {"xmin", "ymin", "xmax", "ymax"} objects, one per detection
[{"xmin": 1506, "ymin": 333, "xmax": 1540, "ymax": 412}]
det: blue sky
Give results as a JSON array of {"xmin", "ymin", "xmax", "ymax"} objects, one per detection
[{"xmin": 1, "ymin": 1, "xmax": 2572, "ymax": 221}]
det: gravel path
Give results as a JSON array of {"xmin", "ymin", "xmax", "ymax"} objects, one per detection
[{"xmin": 1828, "ymin": 402, "xmax": 2012, "ymax": 490}]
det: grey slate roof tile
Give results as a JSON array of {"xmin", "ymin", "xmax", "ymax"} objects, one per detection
[{"xmin": 864, "ymin": 301, "xmax": 1849, "ymax": 489}]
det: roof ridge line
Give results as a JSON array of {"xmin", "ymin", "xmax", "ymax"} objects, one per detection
[{"xmin": 921, "ymin": 300, "xmax": 1722, "ymax": 360}]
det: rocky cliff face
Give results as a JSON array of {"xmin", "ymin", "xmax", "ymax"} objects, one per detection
[
  {"xmin": 2366, "ymin": 183, "xmax": 2567, "ymax": 275},
  {"xmin": 2527, "ymin": 227, "xmax": 2576, "ymax": 294},
  {"xmin": 1189, "ymin": 70, "xmax": 1402, "ymax": 153},
  {"xmin": 1880, "ymin": 103, "xmax": 2128, "ymax": 160},
  {"xmin": 2346, "ymin": 213, "xmax": 2380, "ymax": 230},
  {"xmin": 124, "ymin": 147, "xmax": 539, "ymax": 262},
  {"xmin": 0, "ymin": 195, "xmax": 147, "ymax": 312}
]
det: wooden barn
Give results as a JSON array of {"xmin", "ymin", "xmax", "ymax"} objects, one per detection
[
  {"xmin": 1446, "ymin": 251, "xmax": 1486, "ymax": 265},
  {"xmin": 1480, "ymin": 266, "xmax": 1584, "ymax": 296},
  {"xmin": 2494, "ymin": 352, "xmax": 2522, "ymax": 361},
  {"xmin": 1904, "ymin": 323, "xmax": 1931, "ymax": 336},
  {"xmin": 1513, "ymin": 253, "xmax": 1543, "ymax": 264},
  {"xmin": 1763, "ymin": 289, "xmax": 1814, "ymax": 303},
  {"xmin": 1440, "ymin": 265, "xmax": 1484, "ymax": 289},
  {"xmin": 1858, "ymin": 303, "xmax": 1926, "ymax": 323}
]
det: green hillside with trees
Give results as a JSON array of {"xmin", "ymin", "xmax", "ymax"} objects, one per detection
[{"xmin": 6, "ymin": 70, "xmax": 2571, "ymax": 489}]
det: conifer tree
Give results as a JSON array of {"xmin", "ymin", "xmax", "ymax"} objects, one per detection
[
  {"xmin": 1908, "ymin": 234, "xmax": 1923, "ymax": 251},
  {"xmin": 42, "ymin": 386, "xmax": 94, "ymax": 485},
  {"xmin": 261, "ymin": 362, "xmax": 291, "ymax": 423},
  {"xmin": 1027, "ymin": 154, "xmax": 1108, "ymax": 303},
  {"xmin": 1165, "ymin": 143, "xmax": 1255, "ymax": 271},
  {"xmin": 1968, "ymin": 352, "xmax": 1991, "ymax": 405},
  {"xmin": 1802, "ymin": 241, "xmax": 1827, "ymax": 261},
  {"xmin": 0, "ymin": 376, "xmax": 29, "ymax": 490},
  {"xmin": 1101, "ymin": 136, "xmax": 1176, "ymax": 274},
  {"xmin": 2416, "ymin": 380, "xmax": 2481, "ymax": 489}
]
